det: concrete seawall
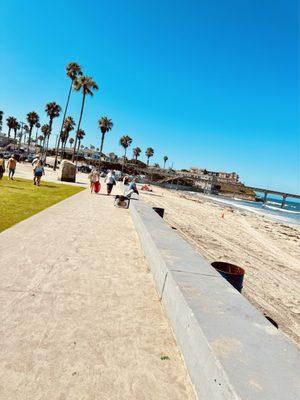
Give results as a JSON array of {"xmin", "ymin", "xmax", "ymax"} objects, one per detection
[{"xmin": 130, "ymin": 199, "xmax": 300, "ymax": 400}]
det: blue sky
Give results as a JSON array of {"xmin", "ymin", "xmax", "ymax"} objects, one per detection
[{"xmin": 0, "ymin": 0, "xmax": 299, "ymax": 193}]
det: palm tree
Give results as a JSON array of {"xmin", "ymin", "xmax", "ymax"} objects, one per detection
[
  {"xmin": 26, "ymin": 111, "xmax": 40, "ymax": 152},
  {"xmin": 41, "ymin": 124, "xmax": 50, "ymax": 149},
  {"xmin": 37, "ymin": 135, "xmax": 44, "ymax": 146},
  {"xmin": 98, "ymin": 116, "xmax": 113, "ymax": 169},
  {"xmin": 18, "ymin": 131, "xmax": 23, "ymax": 150},
  {"xmin": 119, "ymin": 135, "xmax": 132, "ymax": 172},
  {"xmin": 6, "ymin": 116, "xmax": 17, "ymax": 138},
  {"xmin": 75, "ymin": 129, "xmax": 85, "ymax": 164},
  {"xmin": 133, "ymin": 147, "xmax": 141, "ymax": 163},
  {"xmin": 72, "ymin": 76, "xmax": 98, "ymax": 162},
  {"xmin": 69, "ymin": 137, "xmax": 74, "ymax": 148},
  {"xmin": 23, "ymin": 124, "xmax": 29, "ymax": 144},
  {"xmin": 163, "ymin": 155, "xmax": 168, "ymax": 169},
  {"xmin": 34, "ymin": 122, "xmax": 41, "ymax": 141},
  {"xmin": 13, "ymin": 122, "xmax": 20, "ymax": 140},
  {"xmin": 60, "ymin": 116, "xmax": 75, "ymax": 158},
  {"xmin": 0, "ymin": 111, "xmax": 3, "ymax": 132},
  {"xmin": 145, "ymin": 147, "xmax": 154, "ymax": 166},
  {"xmin": 44, "ymin": 102, "xmax": 61, "ymax": 156},
  {"xmin": 54, "ymin": 62, "xmax": 82, "ymax": 170}
]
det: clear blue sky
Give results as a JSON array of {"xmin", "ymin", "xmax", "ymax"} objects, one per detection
[{"xmin": 0, "ymin": 0, "xmax": 299, "ymax": 193}]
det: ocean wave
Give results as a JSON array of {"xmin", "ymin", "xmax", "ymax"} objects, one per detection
[
  {"xmin": 266, "ymin": 200, "xmax": 282, "ymax": 206},
  {"xmin": 263, "ymin": 204, "xmax": 300, "ymax": 214},
  {"xmin": 200, "ymin": 194, "xmax": 300, "ymax": 225}
]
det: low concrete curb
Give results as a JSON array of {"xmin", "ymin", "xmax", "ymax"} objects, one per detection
[{"xmin": 130, "ymin": 199, "xmax": 300, "ymax": 400}]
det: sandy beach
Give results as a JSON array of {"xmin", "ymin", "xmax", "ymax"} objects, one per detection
[{"xmin": 140, "ymin": 185, "xmax": 300, "ymax": 346}]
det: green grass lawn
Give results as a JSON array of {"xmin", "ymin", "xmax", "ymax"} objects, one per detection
[{"xmin": 0, "ymin": 176, "xmax": 84, "ymax": 232}]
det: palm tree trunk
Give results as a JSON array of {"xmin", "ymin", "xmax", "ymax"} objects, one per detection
[
  {"xmin": 147, "ymin": 157, "xmax": 149, "ymax": 166},
  {"xmin": 164, "ymin": 161, "xmax": 166, "ymax": 169},
  {"xmin": 75, "ymin": 139, "xmax": 81, "ymax": 166},
  {"xmin": 27, "ymin": 125, "xmax": 33, "ymax": 153},
  {"xmin": 44, "ymin": 119, "xmax": 53, "ymax": 159},
  {"xmin": 97, "ymin": 132, "xmax": 105, "ymax": 170},
  {"xmin": 122, "ymin": 148, "xmax": 127, "ymax": 173},
  {"xmin": 54, "ymin": 82, "xmax": 73, "ymax": 169},
  {"xmin": 72, "ymin": 92, "xmax": 86, "ymax": 162},
  {"xmin": 8, "ymin": 128, "xmax": 11, "ymax": 138},
  {"xmin": 18, "ymin": 133, "xmax": 22, "ymax": 151}
]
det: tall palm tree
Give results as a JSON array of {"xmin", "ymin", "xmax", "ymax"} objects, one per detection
[
  {"xmin": 119, "ymin": 135, "xmax": 132, "ymax": 172},
  {"xmin": 163, "ymin": 155, "xmax": 168, "ymax": 169},
  {"xmin": 18, "ymin": 131, "xmax": 23, "ymax": 150},
  {"xmin": 37, "ymin": 135, "xmax": 44, "ymax": 146},
  {"xmin": 54, "ymin": 62, "xmax": 82, "ymax": 169},
  {"xmin": 98, "ymin": 116, "xmax": 113, "ymax": 169},
  {"xmin": 145, "ymin": 147, "xmax": 154, "ymax": 166},
  {"xmin": 41, "ymin": 124, "xmax": 50, "ymax": 149},
  {"xmin": 44, "ymin": 102, "xmax": 61, "ymax": 156},
  {"xmin": 6, "ymin": 116, "xmax": 17, "ymax": 138},
  {"xmin": 76, "ymin": 129, "xmax": 85, "ymax": 164},
  {"xmin": 13, "ymin": 122, "xmax": 20, "ymax": 140},
  {"xmin": 23, "ymin": 124, "xmax": 29, "ymax": 144},
  {"xmin": 133, "ymin": 147, "xmax": 141, "ymax": 163},
  {"xmin": 72, "ymin": 76, "xmax": 98, "ymax": 162},
  {"xmin": 60, "ymin": 116, "xmax": 75, "ymax": 158},
  {"xmin": 0, "ymin": 111, "xmax": 3, "ymax": 132},
  {"xmin": 34, "ymin": 122, "xmax": 41, "ymax": 141},
  {"xmin": 69, "ymin": 137, "xmax": 74, "ymax": 148},
  {"xmin": 26, "ymin": 111, "xmax": 40, "ymax": 152}
]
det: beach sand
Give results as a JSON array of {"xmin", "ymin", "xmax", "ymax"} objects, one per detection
[{"xmin": 140, "ymin": 185, "xmax": 300, "ymax": 346}]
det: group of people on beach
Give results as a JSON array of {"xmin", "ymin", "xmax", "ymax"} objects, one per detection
[
  {"xmin": 0, "ymin": 153, "xmax": 45, "ymax": 185},
  {"xmin": 88, "ymin": 169, "xmax": 116, "ymax": 195},
  {"xmin": 88, "ymin": 168, "xmax": 139, "ymax": 198}
]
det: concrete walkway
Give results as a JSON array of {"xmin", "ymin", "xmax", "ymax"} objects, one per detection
[{"xmin": 0, "ymin": 189, "xmax": 195, "ymax": 399}]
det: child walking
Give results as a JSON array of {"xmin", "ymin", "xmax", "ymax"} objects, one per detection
[{"xmin": 33, "ymin": 160, "xmax": 45, "ymax": 186}]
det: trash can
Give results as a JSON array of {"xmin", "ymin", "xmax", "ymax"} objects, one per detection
[
  {"xmin": 153, "ymin": 207, "xmax": 165, "ymax": 218},
  {"xmin": 211, "ymin": 261, "xmax": 245, "ymax": 293}
]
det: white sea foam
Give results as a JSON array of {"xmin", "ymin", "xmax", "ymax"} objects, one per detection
[
  {"xmin": 263, "ymin": 204, "xmax": 300, "ymax": 214},
  {"xmin": 195, "ymin": 194, "xmax": 300, "ymax": 225}
]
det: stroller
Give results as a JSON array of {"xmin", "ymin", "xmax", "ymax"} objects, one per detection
[{"xmin": 114, "ymin": 195, "xmax": 130, "ymax": 209}]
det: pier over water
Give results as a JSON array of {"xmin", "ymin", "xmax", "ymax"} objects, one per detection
[{"xmin": 247, "ymin": 186, "xmax": 300, "ymax": 208}]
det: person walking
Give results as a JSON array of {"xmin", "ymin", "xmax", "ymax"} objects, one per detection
[
  {"xmin": 33, "ymin": 160, "xmax": 44, "ymax": 186},
  {"xmin": 122, "ymin": 175, "xmax": 129, "ymax": 185},
  {"xmin": 88, "ymin": 169, "xmax": 101, "ymax": 193},
  {"xmin": 0, "ymin": 154, "xmax": 5, "ymax": 180},
  {"xmin": 127, "ymin": 178, "xmax": 139, "ymax": 198},
  {"xmin": 7, "ymin": 155, "xmax": 17, "ymax": 180},
  {"xmin": 32, "ymin": 156, "xmax": 40, "ymax": 185},
  {"xmin": 105, "ymin": 170, "xmax": 116, "ymax": 195}
]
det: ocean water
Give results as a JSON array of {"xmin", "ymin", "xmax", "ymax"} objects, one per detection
[{"xmin": 196, "ymin": 193, "xmax": 300, "ymax": 225}]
